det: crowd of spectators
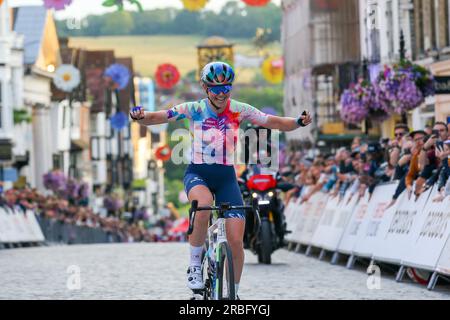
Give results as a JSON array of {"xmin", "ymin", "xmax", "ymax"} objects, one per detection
[
  {"xmin": 0, "ymin": 186, "xmax": 181, "ymax": 243},
  {"xmin": 278, "ymin": 122, "xmax": 450, "ymax": 206}
]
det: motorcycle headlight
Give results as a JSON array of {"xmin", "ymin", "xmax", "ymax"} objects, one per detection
[
  {"xmin": 252, "ymin": 193, "xmax": 258, "ymax": 199},
  {"xmin": 268, "ymin": 191, "xmax": 274, "ymax": 198}
]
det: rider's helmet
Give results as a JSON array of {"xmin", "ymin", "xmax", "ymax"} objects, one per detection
[{"xmin": 201, "ymin": 61, "xmax": 235, "ymax": 86}]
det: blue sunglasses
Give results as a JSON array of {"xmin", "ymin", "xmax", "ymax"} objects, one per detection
[{"xmin": 208, "ymin": 85, "xmax": 232, "ymax": 95}]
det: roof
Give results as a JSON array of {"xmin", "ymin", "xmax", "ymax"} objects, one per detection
[{"xmin": 13, "ymin": 6, "xmax": 47, "ymax": 65}]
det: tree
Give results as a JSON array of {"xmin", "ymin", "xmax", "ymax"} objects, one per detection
[{"xmin": 100, "ymin": 11, "xmax": 134, "ymax": 36}]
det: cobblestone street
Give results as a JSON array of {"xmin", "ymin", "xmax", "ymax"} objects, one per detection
[{"xmin": 0, "ymin": 243, "xmax": 449, "ymax": 300}]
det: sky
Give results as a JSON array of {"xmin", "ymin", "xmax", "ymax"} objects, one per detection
[{"xmin": 9, "ymin": 0, "xmax": 281, "ymax": 19}]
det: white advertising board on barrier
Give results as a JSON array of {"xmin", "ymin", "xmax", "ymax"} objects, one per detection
[
  {"xmin": 372, "ymin": 188, "xmax": 432, "ymax": 265},
  {"xmin": 352, "ymin": 182, "xmax": 400, "ymax": 258},
  {"xmin": 290, "ymin": 199, "xmax": 311, "ymax": 243},
  {"xmin": 311, "ymin": 189, "xmax": 359, "ymax": 251},
  {"xmin": 26, "ymin": 210, "xmax": 45, "ymax": 242},
  {"xmin": 310, "ymin": 195, "xmax": 340, "ymax": 248},
  {"xmin": 0, "ymin": 207, "xmax": 45, "ymax": 244},
  {"xmin": 0, "ymin": 207, "xmax": 21, "ymax": 243},
  {"xmin": 400, "ymin": 190, "xmax": 450, "ymax": 271},
  {"xmin": 284, "ymin": 199, "xmax": 297, "ymax": 229},
  {"xmin": 285, "ymin": 198, "xmax": 302, "ymax": 242},
  {"xmin": 436, "ymin": 234, "xmax": 450, "ymax": 276},
  {"xmin": 0, "ymin": 207, "xmax": 13, "ymax": 243},
  {"xmin": 7, "ymin": 207, "xmax": 30, "ymax": 243},
  {"xmin": 337, "ymin": 191, "xmax": 370, "ymax": 255},
  {"xmin": 299, "ymin": 192, "xmax": 327, "ymax": 246},
  {"xmin": 293, "ymin": 193, "xmax": 320, "ymax": 244}
]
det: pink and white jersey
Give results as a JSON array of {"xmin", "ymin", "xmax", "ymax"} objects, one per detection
[{"xmin": 167, "ymin": 99, "xmax": 269, "ymax": 165}]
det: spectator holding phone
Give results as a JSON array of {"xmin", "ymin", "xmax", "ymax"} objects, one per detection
[
  {"xmin": 388, "ymin": 124, "xmax": 410, "ymax": 168},
  {"xmin": 416, "ymin": 122, "xmax": 449, "ymax": 196},
  {"xmin": 428, "ymin": 140, "xmax": 450, "ymax": 202}
]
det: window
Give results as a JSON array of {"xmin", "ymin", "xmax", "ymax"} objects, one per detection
[
  {"xmin": 62, "ymin": 105, "xmax": 66, "ymax": 129},
  {"xmin": 53, "ymin": 153, "xmax": 61, "ymax": 169},
  {"xmin": 386, "ymin": 1, "xmax": 394, "ymax": 59}
]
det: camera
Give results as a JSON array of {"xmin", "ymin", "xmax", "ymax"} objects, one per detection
[
  {"xmin": 404, "ymin": 148, "xmax": 411, "ymax": 155},
  {"xmin": 431, "ymin": 129, "xmax": 439, "ymax": 137}
]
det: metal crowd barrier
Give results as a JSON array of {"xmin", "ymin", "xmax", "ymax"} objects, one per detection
[{"xmin": 36, "ymin": 216, "xmax": 124, "ymax": 245}]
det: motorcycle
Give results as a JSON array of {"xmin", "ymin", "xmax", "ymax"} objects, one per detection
[{"xmin": 239, "ymin": 171, "xmax": 294, "ymax": 264}]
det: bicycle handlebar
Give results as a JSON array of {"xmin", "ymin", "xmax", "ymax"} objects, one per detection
[{"xmin": 187, "ymin": 200, "xmax": 259, "ymax": 236}]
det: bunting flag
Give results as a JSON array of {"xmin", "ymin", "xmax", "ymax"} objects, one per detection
[
  {"xmin": 242, "ymin": 0, "xmax": 270, "ymax": 6},
  {"xmin": 181, "ymin": 0, "xmax": 208, "ymax": 11},
  {"xmin": 261, "ymin": 56, "xmax": 284, "ymax": 84},
  {"xmin": 155, "ymin": 63, "xmax": 181, "ymax": 90},
  {"xmin": 155, "ymin": 145, "xmax": 172, "ymax": 162}
]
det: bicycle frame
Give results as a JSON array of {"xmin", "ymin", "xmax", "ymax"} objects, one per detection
[
  {"xmin": 188, "ymin": 200, "xmax": 258, "ymax": 300},
  {"xmin": 205, "ymin": 217, "xmax": 227, "ymax": 300}
]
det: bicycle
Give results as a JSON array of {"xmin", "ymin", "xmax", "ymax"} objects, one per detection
[{"xmin": 187, "ymin": 200, "xmax": 258, "ymax": 300}]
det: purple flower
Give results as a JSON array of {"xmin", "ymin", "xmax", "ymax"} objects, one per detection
[
  {"xmin": 340, "ymin": 81, "xmax": 370, "ymax": 124},
  {"xmin": 43, "ymin": 0, "xmax": 72, "ymax": 10},
  {"xmin": 104, "ymin": 64, "xmax": 130, "ymax": 90},
  {"xmin": 376, "ymin": 70, "xmax": 424, "ymax": 115},
  {"xmin": 80, "ymin": 183, "xmax": 89, "ymax": 199},
  {"xmin": 43, "ymin": 170, "xmax": 68, "ymax": 195}
]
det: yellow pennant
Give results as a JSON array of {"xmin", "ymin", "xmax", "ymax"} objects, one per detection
[
  {"xmin": 262, "ymin": 56, "xmax": 284, "ymax": 84},
  {"xmin": 181, "ymin": 0, "xmax": 208, "ymax": 11}
]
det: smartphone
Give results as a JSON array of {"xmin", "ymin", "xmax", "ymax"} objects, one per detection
[
  {"xmin": 404, "ymin": 148, "xmax": 411, "ymax": 155},
  {"xmin": 432, "ymin": 129, "xmax": 439, "ymax": 137}
]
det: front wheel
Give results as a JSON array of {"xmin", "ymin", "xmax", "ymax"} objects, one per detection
[
  {"xmin": 216, "ymin": 242, "xmax": 236, "ymax": 300},
  {"xmin": 258, "ymin": 219, "xmax": 273, "ymax": 265}
]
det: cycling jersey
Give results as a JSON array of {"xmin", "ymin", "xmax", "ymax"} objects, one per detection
[{"xmin": 167, "ymin": 99, "xmax": 269, "ymax": 166}]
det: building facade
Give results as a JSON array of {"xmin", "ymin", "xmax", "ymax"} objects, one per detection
[
  {"xmin": 282, "ymin": 0, "xmax": 369, "ymax": 149},
  {"xmin": 0, "ymin": 0, "xmax": 24, "ymax": 188}
]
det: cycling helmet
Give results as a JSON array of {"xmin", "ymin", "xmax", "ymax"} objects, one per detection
[{"xmin": 201, "ymin": 61, "xmax": 235, "ymax": 86}]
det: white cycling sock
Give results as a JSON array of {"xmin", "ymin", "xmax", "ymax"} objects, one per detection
[
  {"xmin": 190, "ymin": 245, "xmax": 203, "ymax": 267},
  {"xmin": 235, "ymin": 283, "xmax": 239, "ymax": 295}
]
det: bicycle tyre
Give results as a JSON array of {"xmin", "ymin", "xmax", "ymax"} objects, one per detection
[
  {"xmin": 201, "ymin": 242, "xmax": 213, "ymax": 300},
  {"xmin": 258, "ymin": 219, "xmax": 272, "ymax": 265},
  {"xmin": 216, "ymin": 241, "xmax": 236, "ymax": 300}
]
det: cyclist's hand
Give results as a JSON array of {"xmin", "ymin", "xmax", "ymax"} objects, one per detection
[
  {"xmin": 298, "ymin": 110, "xmax": 312, "ymax": 127},
  {"xmin": 130, "ymin": 106, "xmax": 145, "ymax": 121}
]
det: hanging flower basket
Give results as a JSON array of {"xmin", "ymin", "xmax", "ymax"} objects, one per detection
[
  {"xmin": 340, "ymin": 80, "xmax": 371, "ymax": 125},
  {"xmin": 395, "ymin": 59, "xmax": 435, "ymax": 98},
  {"xmin": 375, "ymin": 65, "xmax": 424, "ymax": 115}
]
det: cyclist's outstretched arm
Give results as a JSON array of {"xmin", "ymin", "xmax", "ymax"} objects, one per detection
[
  {"xmin": 130, "ymin": 109, "xmax": 169, "ymax": 126},
  {"xmin": 263, "ymin": 114, "xmax": 312, "ymax": 132}
]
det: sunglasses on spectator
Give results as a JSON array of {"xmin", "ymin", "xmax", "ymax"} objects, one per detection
[
  {"xmin": 394, "ymin": 132, "xmax": 405, "ymax": 137},
  {"xmin": 207, "ymin": 85, "xmax": 232, "ymax": 95}
]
